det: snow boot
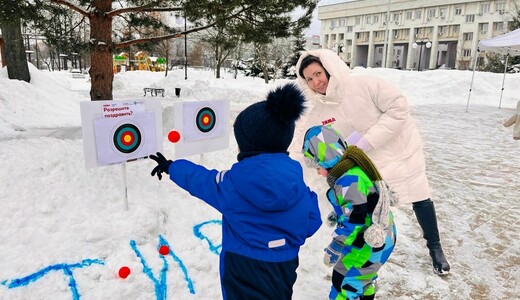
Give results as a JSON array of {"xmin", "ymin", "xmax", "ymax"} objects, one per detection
[{"xmin": 413, "ymin": 199, "xmax": 450, "ymax": 276}]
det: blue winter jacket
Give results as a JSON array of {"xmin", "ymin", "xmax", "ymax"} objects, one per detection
[{"xmin": 168, "ymin": 153, "xmax": 322, "ymax": 263}]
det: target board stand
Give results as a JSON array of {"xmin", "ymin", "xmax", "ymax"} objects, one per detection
[
  {"xmin": 172, "ymin": 99, "xmax": 229, "ymax": 159},
  {"xmin": 80, "ymin": 99, "xmax": 163, "ymax": 210}
]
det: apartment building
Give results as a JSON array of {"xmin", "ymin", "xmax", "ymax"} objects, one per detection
[{"xmin": 318, "ymin": 0, "xmax": 519, "ymax": 70}]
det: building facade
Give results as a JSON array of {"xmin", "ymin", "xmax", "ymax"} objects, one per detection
[{"xmin": 318, "ymin": 0, "xmax": 519, "ymax": 70}]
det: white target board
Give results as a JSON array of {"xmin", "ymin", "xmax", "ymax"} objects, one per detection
[
  {"xmin": 80, "ymin": 99, "xmax": 163, "ymax": 168},
  {"xmin": 173, "ymin": 99, "xmax": 229, "ymax": 158}
]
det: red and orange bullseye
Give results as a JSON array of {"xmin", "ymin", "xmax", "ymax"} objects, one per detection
[
  {"xmin": 196, "ymin": 107, "xmax": 216, "ymax": 133},
  {"xmin": 168, "ymin": 130, "xmax": 181, "ymax": 143},
  {"xmin": 201, "ymin": 114, "xmax": 211, "ymax": 126},
  {"xmin": 113, "ymin": 124, "xmax": 141, "ymax": 153},
  {"xmin": 121, "ymin": 132, "xmax": 134, "ymax": 146}
]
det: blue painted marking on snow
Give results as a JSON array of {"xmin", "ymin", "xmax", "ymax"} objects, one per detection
[
  {"xmin": 4, "ymin": 258, "xmax": 104, "ymax": 300},
  {"xmin": 159, "ymin": 235, "xmax": 195, "ymax": 294},
  {"xmin": 130, "ymin": 239, "xmax": 168, "ymax": 300},
  {"xmin": 193, "ymin": 219, "xmax": 222, "ymax": 255}
]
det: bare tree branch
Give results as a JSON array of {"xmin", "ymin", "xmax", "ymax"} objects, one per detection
[
  {"xmin": 115, "ymin": 22, "xmax": 215, "ymax": 48},
  {"xmin": 47, "ymin": 0, "xmax": 89, "ymax": 17}
]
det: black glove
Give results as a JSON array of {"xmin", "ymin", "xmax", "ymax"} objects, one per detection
[{"xmin": 150, "ymin": 152, "xmax": 173, "ymax": 180}]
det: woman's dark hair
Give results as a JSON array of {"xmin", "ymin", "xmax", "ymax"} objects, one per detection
[{"xmin": 298, "ymin": 55, "xmax": 330, "ymax": 80}]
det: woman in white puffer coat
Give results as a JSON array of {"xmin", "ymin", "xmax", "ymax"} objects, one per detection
[{"xmin": 291, "ymin": 49, "xmax": 450, "ymax": 276}]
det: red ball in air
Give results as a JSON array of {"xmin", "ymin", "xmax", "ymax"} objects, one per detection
[
  {"xmin": 159, "ymin": 245, "xmax": 170, "ymax": 255},
  {"xmin": 119, "ymin": 266, "xmax": 131, "ymax": 279},
  {"xmin": 168, "ymin": 130, "xmax": 181, "ymax": 143}
]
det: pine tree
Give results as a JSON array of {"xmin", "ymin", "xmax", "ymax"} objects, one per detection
[{"xmin": 281, "ymin": 30, "xmax": 306, "ymax": 79}]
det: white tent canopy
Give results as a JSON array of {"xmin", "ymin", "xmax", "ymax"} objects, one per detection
[{"xmin": 466, "ymin": 28, "xmax": 520, "ymax": 111}]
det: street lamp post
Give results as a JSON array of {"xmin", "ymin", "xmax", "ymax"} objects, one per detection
[
  {"xmin": 333, "ymin": 43, "xmax": 344, "ymax": 56},
  {"xmin": 412, "ymin": 39, "xmax": 432, "ymax": 71}
]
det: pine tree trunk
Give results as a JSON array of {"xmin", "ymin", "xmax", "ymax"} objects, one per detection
[
  {"xmin": 1, "ymin": 17, "xmax": 30, "ymax": 83},
  {"xmin": 89, "ymin": 0, "xmax": 114, "ymax": 100}
]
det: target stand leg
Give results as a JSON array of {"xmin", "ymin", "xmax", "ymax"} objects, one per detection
[{"xmin": 121, "ymin": 163, "xmax": 129, "ymax": 211}]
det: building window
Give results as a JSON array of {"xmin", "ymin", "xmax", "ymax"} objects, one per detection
[
  {"xmin": 463, "ymin": 49, "xmax": 471, "ymax": 57},
  {"xmin": 346, "ymin": 40, "xmax": 352, "ymax": 46},
  {"xmin": 355, "ymin": 17, "xmax": 361, "ymax": 25},
  {"xmin": 479, "ymin": 23, "xmax": 488, "ymax": 34},
  {"xmin": 455, "ymin": 7, "xmax": 462, "ymax": 15},
  {"xmin": 374, "ymin": 31, "xmax": 380, "ymax": 38},
  {"xmin": 330, "ymin": 19, "xmax": 337, "ymax": 28},
  {"xmin": 428, "ymin": 8, "xmax": 436, "ymax": 18},
  {"xmin": 439, "ymin": 8, "xmax": 446, "ymax": 18},
  {"xmin": 374, "ymin": 15, "xmax": 380, "ymax": 24},
  {"xmin": 463, "ymin": 32, "xmax": 473, "ymax": 41},
  {"xmin": 438, "ymin": 26, "xmax": 445, "ymax": 35},
  {"xmin": 496, "ymin": 2, "xmax": 506, "ymax": 12},
  {"xmin": 339, "ymin": 33, "xmax": 344, "ymax": 40},
  {"xmin": 415, "ymin": 10, "xmax": 422, "ymax": 20},
  {"xmin": 366, "ymin": 16, "xmax": 371, "ymax": 24},
  {"xmin": 452, "ymin": 25, "xmax": 460, "ymax": 33},
  {"xmin": 406, "ymin": 11, "xmax": 413, "ymax": 20},
  {"xmin": 347, "ymin": 26, "xmax": 353, "ymax": 33},
  {"xmin": 481, "ymin": 3, "xmax": 490, "ymax": 14},
  {"xmin": 493, "ymin": 22, "xmax": 504, "ymax": 31},
  {"xmin": 466, "ymin": 15, "xmax": 475, "ymax": 23},
  {"xmin": 393, "ymin": 13, "xmax": 400, "ymax": 22}
]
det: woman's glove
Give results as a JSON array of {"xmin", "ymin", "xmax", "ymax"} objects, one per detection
[
  {"xmin": 150, "ymin": 152, "xmax": 173, "ymax": 180},
  {"xmin": 323, "ymin": 240, "xmax": 344, "ymax": 267}
]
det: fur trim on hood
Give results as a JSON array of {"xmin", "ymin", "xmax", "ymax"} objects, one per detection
[{"xmin": 295, "ymin": 49, "xmax": 351, "ymax": 104}]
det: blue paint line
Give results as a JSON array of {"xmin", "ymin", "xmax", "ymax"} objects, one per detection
[
  {"xmin": 6, "ymin": 258, "xmax": 104, "ymax": 289},
  {"xmin": 5, "ymin": 258, "xmax": 103, "ymax": 300},
  {"xmin": 130, "ymin": 240, "xmax": 168, "ymax": 300},
  {"xmin": 193, "ymin": 220, "xmax": 222, "ymax": 255},
  {"xmin": 159, "ymin": 235, "xmax": 195, "ymax": 294}
]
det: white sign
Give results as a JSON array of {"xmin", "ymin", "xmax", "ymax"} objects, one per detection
[
  {"xmin": 173, "ymin": 99, "xmax": 230, "ymax": 158},
  {"xmin": 80, "ymin": 99, "xmax": 163, "ymax": 169}
]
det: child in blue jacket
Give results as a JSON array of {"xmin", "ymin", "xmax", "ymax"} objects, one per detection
[
  {"xmin": 150, "ymin": 83, "xmax": 322, "ymax": 300},
  {"xmin": 302, "ymin": 125, "xmax": 397, "ymax": 300}
]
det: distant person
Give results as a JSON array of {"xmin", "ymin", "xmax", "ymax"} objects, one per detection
[
  {"xmin": 291, "ymin": 49, "xmax": 450, "ymax": 276},
  {"xmin": 149, "ymin": 83, "xmax": 322, "ymax": 300},
  {"xmin": 302, "ymin": 125, "xmax": 397, "ymax": 300}
]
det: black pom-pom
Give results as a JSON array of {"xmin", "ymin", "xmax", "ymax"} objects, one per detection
[{"xmin": 265, "ymin": 83, "xmax": 306, "ymax": 123}]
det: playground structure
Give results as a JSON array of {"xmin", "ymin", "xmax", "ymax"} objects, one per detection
[{"xmin": 113, "ymin": 51, "xmax": 166, "ymax": 73}]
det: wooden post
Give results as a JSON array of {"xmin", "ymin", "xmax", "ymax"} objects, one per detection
[{"xmin": 0, "ymin": 37, "xmax": 6, "ymax": 67}]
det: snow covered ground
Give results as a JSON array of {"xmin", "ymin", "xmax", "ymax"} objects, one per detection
[{"xmin": 0, "ymin": 64, "xmax": 519, "ymax": 300}]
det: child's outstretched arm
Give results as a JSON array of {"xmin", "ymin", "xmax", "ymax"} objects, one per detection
[{"xmin": 150, "ymin": 152, "xmax": 222, "ymax": 211}]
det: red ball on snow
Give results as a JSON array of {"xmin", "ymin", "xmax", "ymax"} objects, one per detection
[
  {"xmin": 159, "ymin": 245, "xmax": 170, "ymax": 255},
  {"xmin": 119, "ymin": 266, "xmax": 131, "ymax": 279}
]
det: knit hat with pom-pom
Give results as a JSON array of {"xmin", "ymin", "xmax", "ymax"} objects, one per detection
[{"xmin": 234, "ymin": 83, "xmax": 306, "ymax": 161}]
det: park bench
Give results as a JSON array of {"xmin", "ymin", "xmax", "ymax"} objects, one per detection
[{"xmin": 143, "ymin": 87, "xmax": 165, "ymax": 97}]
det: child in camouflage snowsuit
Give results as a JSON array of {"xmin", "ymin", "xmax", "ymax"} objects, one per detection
[{"xmin": 302, "ymin": 125, "xmax": 397, "ymax": 300}]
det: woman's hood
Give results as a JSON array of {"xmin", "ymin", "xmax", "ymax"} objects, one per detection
[{"xmin": 295, "ymin": 49, "xmax": 351, "ymax": 104}]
